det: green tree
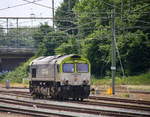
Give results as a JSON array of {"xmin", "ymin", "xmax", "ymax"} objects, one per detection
[
  {"xmin": 37, "ymin": 31, "xmax": 68, "ymax": 56},
  {"xmin": 74, "ymin": 0, "xmax": 114, "ymax": 37},
  {"xmin": 74, "ymin": 0, "xmax": 150, "ymax": 76},
  {"xmin": 55, "ymin": 0, "xmax": 79, "ymax": 34},
  {"xmin": 55, "ymin": 36, "xmax": 80, "ymax": 54},
  {"xmin": 117, "ymin": 31, "xmax": 150, "ymax": 75},
  {"xmin": 33, "ymin": 23, "xmax": 54, "ymax": 48},
  {"xmin": 81, "ymin": 29, "xmax": 111, "ymax": 76},
  {"xmin": 0, "ymin": 27, "xmax": 37, "ymax": 48}
]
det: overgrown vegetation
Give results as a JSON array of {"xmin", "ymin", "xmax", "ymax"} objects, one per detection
[
  {"xmin": 0, "ymin": 57, "xmax": 34, "ymax": 83},
  {"xmin": 91, "ymin": 72, "xmax": 150, "ymax": 85}
]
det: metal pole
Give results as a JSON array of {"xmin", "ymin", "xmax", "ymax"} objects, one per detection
[
  {"xmin": 16, "ymin": 18, "xmax": 19, "ymax": 47},
  {"xmin": 68, "ymin": 0, "xmax": 71, "ymax": 10},
  {"xmin": 52, "ymin": 0, "xmax": 54, "ymax": 29},
  {"xmin": 121, "ymin": 0, "xmax": 123, "ymax": 22},
  {"xmin": 6, "ymin": 18, "xmax": 8, "ymax": 34},
  {"xmin": 111, "ymin": 8, "xmax": 116, "ymax": 95}
]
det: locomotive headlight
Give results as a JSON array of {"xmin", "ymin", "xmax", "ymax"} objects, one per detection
[
  {"xmin": 86, "ymin": 80, "xmax": 89, "ymax": 84},
  {"xmin": 63, "ymin": 79, "xmax": 69, "ymax": 85},
  {"xmin": 83, "ymin": 80, "xmax": 89, "ymax": 85},
  {"xmin": 65, "ymin": 80, "xmax": 69, "ymax": 85}
]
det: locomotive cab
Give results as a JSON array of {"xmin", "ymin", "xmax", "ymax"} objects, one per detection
[{"xmin": 59, "ymin": 55, "xmax": 90, "ymax": 99}]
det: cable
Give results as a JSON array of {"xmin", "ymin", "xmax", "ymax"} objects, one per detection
[
  {"xmin": 22, "ymin": 0, "xmax": 53, "ymax": 9},
  {"xmin": 114, "ymin": 36, "xmax": 125, "ymax": 77},
  {"xmin": 22, "ymin": 0, "xmax": 78, "ymax": 19},
  {"xmin": 123, "ymin": 19, "xmax": 150, "ymax": 25},
  {"xmin": 133, "ymin": 4, "xmax": 150, "ymax": 12},
  {"xmin": 119, "ymin": 26, "xmax": 150, "ymax": 30},
  {"xmin": 0, "ymin": 0, "xmax": 43, "ymax": 11},
  {"xmin": 22, "ymin": 0, "xmax": 99, "ymax": 18}
]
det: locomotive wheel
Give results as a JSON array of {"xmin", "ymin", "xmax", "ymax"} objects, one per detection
[
  {"xmin": 60, "ymin": 97, "xmax": 64, "ymax": 101},
  {"xmin": 73, "ymin": 98, "xmax": 78, "ymax": 101},
  {"xmin": 33, "ymin": 94, "xmax": 39, "ymax": 99},
  {"xmin": 39, "ymin": 94, "xmax": 44, "ymax": 99},
  {"xmin": 56, "ymin": 95, "xmax": 63, "ymax": 101}
]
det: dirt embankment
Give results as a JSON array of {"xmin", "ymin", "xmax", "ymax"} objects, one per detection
[{"xmin": 91, "ymin": 85, "xmax": 150, "ymax": 101}]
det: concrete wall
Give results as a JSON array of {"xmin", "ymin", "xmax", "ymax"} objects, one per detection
[
  {"xmin": 0, "ymin": 58, "xmax": 28, "ymax": 74},
  {"xmin": 0, "ymin": 48, "xmax": 35, "ymax": 74}
]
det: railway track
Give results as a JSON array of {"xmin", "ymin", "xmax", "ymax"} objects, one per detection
[
  {"xmin": 0, "ymin": 95, "xmax": 150, "ymax": 117},
  {"xmin": 82, "ymin": 99, "xmax": 150, "ymax": 112},
  {"xmin": 1, "ymin": 90, "xmax": 150, "ymax": 110},
  {"xmin": 0, "ymin": 105, "xmax": 65, "ymax": 117},
  {"xmin": 0, "ymin": 90, "xmax": 150, "ymax": 116},
  {"xmin": 89, "ymin": 96, "xmax": 150, "ymax": 105},
  {"xmin": 1, "ymin": 91, "xmax": 150, "ymax": 112},
  {"xmin": 96, "ymin": 89, "xmax": 150, "ymax": 94},
  {"xmin": 0, "ymin": 90, "xmax": 31, "ymax": 98}
]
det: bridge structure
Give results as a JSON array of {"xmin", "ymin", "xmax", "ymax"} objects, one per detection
[
  {"xmin": 0, "ymin": 47, "xmax": 36, "ymax": 74},
  {"xmin": 0, "ymin": 16, "xmax": 51, "ymax": 74}
]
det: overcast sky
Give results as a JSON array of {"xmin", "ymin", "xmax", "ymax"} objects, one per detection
[{"xmin": 0, "ymin": 0, "xmax": 63, "ymax": 27}]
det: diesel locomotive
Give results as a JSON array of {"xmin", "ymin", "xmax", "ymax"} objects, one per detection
[{"xmin": 29, "ymin": 54, "xmax": 90, "ymax": 100}]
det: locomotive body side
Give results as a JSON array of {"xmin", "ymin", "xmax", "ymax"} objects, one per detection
[{"xmin": 29, "ymin": 55, "xmax": 90, "ymax": 100}]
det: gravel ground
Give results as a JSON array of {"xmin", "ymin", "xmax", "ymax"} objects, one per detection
[
  {"xmin": 96, "ymin": 92, "xmax": 150, "ymax": 101},
  {"xmin": 0, "ymin": 112, "xmax": 33, "ymax": 117},
  {"xmin": 0, "ymin": 84, "xmax": 150, "ymax": 117}
]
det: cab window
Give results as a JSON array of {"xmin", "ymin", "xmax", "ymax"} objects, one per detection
[
  {"xmin": 57, "ymin": 65, "xmax": 60, "ymax": 73},
  {"xmin": 77, "ymin": 63, "xmax": 88, "ymax": 73},
  {"xmin": 31, "ymin": 68, "xmax": 36, "ymax": 78},
  {"xmin": 63, "ymin": 63, "xmax": 74, "ymax": 73}
]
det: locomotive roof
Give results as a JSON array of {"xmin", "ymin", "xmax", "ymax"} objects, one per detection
[{"xmin": 30, "ymin": 54, "xmax": 82, "ymax": 65}]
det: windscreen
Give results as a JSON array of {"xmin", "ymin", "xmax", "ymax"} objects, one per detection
[
  {"xmin": 63, "ymin": 63, "xmax": 74, "ymax": 73},
  {"xmin": 77, "ymin": 63, "xmax": 88, "ymax": 73}
]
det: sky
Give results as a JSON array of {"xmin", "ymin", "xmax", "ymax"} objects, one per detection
[{"xmin": 0, "ymin": 0, "xmax": 63, "ymax": 27}]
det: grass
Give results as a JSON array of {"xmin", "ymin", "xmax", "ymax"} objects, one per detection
[
  {"xmin": 0, "ymin": 82, "xmax": 29, "ymax": 88},
  {"xmin": 91, "ymin": 72, "xmax": 150, "ymax": 85}
]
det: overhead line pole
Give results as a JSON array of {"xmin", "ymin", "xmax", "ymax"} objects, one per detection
[
  {"xmin": 52, "ymin": 0, "xmax": 54, "ymax": 29},
  {"xmin": 16, "ymin": 18, "xmax": 19, "ymax": 47},
  {"xmin": 6, "ymin": 18, "xmax": 8, "ymax": 33},
  {"xmin": 102, "ymin": 1, "xmax": 116, "ymax": 95},
  {"xmin": 68, "ymin": 0, "xmax": 71, "ymax": 10},
  {"xmin": 111, "ymin": 7, "xmax": 116, "ymax": 95}
]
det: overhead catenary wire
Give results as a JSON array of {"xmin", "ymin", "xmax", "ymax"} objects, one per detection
[
  {"xmin": 0, "ymin": 0, "xmax": 43, "ymax": 11},
  {"xmin": 22, "ymin": 0, "xmax": 53, "ymax": 9},
  {"xmin": 114, "ymin": 34, "xmax": 125, "ymax": 77},
  {"xmin": 0, "ymin": 12, "xmax": 150, "ymax": 29},
  {"xmin": 0, "ymin": 11, "xmax": 149, "ymax": 30},
  {"xmin": 1, "ymin": 18, "xmax": 149, "ymax": 33},
  {"xmin": 22, "ymin": 0, "xmax": 115, "ymax": 18},
  {"xmin": 122, "ymin": 19, "xmax": 150, "ymax": 25},
  {"xmin": 0, "ymin": 1, "xmax": 149, "ymax": 34}
]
